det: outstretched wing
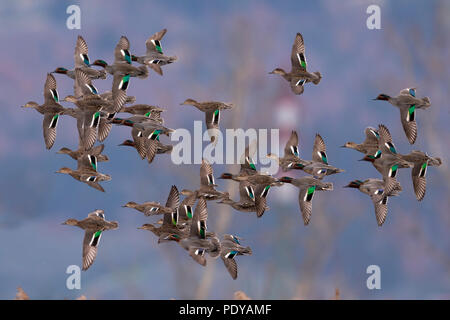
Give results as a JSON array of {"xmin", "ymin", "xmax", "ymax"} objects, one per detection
[
  {"xmin": 74, "ymin": 35, "xmax": 90, "ymax": 68},
  {"xmin": 190, "ymin": 198, "xmax": 208, "ymax": 238},
  {"xmin": 363, "ymin": 127, "xmax": 380, "ymax": 145},
  {"xmin": 114, "ymin": 36, "xmax": 132, "ymax": 64},
  {"xmin": 298, "ymin": 187, "xmax": 314, "ymax": 226},
  {"xmin": 312, "ymin": 134, "xmax": 328, "ymax": 164},
  {"xmin": 239, "ymin": 181, "xmax": 256, "ymax": 203},
  {"xmin": 221, "ymin": 254, "xmax": 238, "ymax": 280},
  {"xmin": 411, "ymin": 161, "xmax": 427, "ymax": 201},
  {"xmin": 188, "ymin": 248, "xmax": 207, "ymax": 266},
  {"xmin": 290, "ymin": 32, "xmax": 307, "ymax": 72},
  {"xmin": 284, "ymin": 130, "xmax": 300, "ymax": 157},
  {"xmin": 370, "ymin": 195, "xmax": 388, "ymax": 226},
  {"xmin": 200, "ymin": 159, "xmax": 216, "ymax": 188},
  {"xmin": 377, "ymin": 124, "xmax": 398, "ymax": 155},
  {"xmin": 145, "ymin": 28, "xmax": 167, "ymax": 55},
  {"xmin": 82, "ymin": 230, "xmax": 101, "ymax": 270},
  {"xmin": 43, "ymin": 73, "xmax": 59, "ymax": 104},
  {"xmin": 400, "ymin": 107, "xmax": 418, "ymax": 144},
  {"xmin": 42, "ymin": 113, "xmax": 59, "ymax": 149},
  {"xmin": 290, "ymin": 78, "xmax": 305, "ymax": 95}
]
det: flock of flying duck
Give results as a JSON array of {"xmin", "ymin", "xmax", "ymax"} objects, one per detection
[{"xmin": 23, "ymin": 31, "xmax": 441, "ymax": 278}]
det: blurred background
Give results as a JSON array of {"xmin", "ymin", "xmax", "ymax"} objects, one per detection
[{"xmin": 0, "ymin": 0, "xmax": 449, "ymax": 299}]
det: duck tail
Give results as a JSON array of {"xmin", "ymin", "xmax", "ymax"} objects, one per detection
[
  {"xmin": 209, "ymin": 237, "xmax": 221, "ymax": 258},
  {"xmin": 243, "ymin": 246, "xmax": 252, "ymax": 255},
  {"xmin": 161, "ymin": 144, "xmax": 173, "ymax": 154},
  {"xmin": 422, "ymin": 96, "xmax": 431, "ymax": 107},
  {"xmin": 312, "ymin": 72, "xmax": 322, "ymax": 85},
  {"xmin": 167, "ymin": 56, "xmax": 177, "ymax": 64},
  {"xmin": 137, "ymin": 65, "xmax": 149, "ymax": 79}
]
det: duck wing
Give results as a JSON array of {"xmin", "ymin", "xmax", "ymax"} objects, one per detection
[
  {"xmin": 165, "ymin": 185, "xmax": 180, "ymax": 210},
  {"xmin": 42, "ymin": 113, "xmax": 59, "ymax": 149},
  {"xmin": 75, "ymin": 69, "xmax": 99, "ymax": 97},
  {"xmin": 290, "ymin": 32, "xmax": 307, "ymax": 72},
  {"xmin": 239, "ymin": 140, "xmax": 258, "ymax": 174},
  {"xmin": 74, "ymin": 35, "xmax": 90, "ymax": 68},
  {"xmin": 290, "ymin": 78, "xmax": 305, "ymax": 95},
  {"xmin": 179, "ymin": 194, "xmax": 197, "ymax": 220},
  {"xmin": 312, "ymin": 133, "xmax": 328, "ymax": 164},
  {"xmin": 82, "ymin": 229, "xmax": 101, "ymax": 270},
  {"xmin": 190, "ymin": 197, "xmax": 208, "ymax": 238},
  {"xmin": 370, "ymin": 195, "xmax": 388, "ymax": 226},
  {"xmin": 411, "ymin": 161, "xmax": 427, "ymax": 201},
  {"xmin": 86, "ymin": 180, "xmax": 105, "ymax": 192},
  {"xmin": 254, "ymin": 184, "xmax": 270, "ymax": 218},
  {"xmin": 363, "ymin": 127, "xmax": 380, "ymax": 145},
  {"xmin": 131, "ymin": 127, "xmax": 147, "ymax": 159},
  {"xmin": 284, "ymin": 130, "xmax": 300, "ymax": 157},
  {"xmin": 298, "ymin": 186, "xmax": 315, "ymax": 226},
  {"xmin": 80, "ymin": 111, "xmax": 100, "ymax": 150},
  {"xmin": 221, "ymin": 254, "xmax": 238, "ymax": 280},
  {"xmin": 399, "ymin": 87, "xmax": 416, "ymax": 97},
  {"xmin": 97, "ymin": 116, "xmax": 113, "ymax": 142},
  {"xmin": 77, "ymin": 154, "xmax": 97, "ymax": 172},
  {"xmin": 205, "ymin": 109, "xmax": 220, "ymax": 130},
  {"xmin": 377, "ymin": 124, "xmax": 398, "ymax": 154},
  {"xmin": 239, "ymin": 181, "xmax": 256, "ymax": 203},
  {"xmin": 189, "ymin": 247, "xmax": 207, "ymax": 266},
  {"xmin": 200, "ymin": 159, "xmax": 217, "ymax": 188},
  {"xmin": 43, "ymin": 73, "xmax": 59, "ymax": 104},
  {"xmin": 114, "ymin": 36, "xmax": 132, "ymax": 64},
  {"xmin": 399, "ymin": 107, "xmax": 418, "ymax": 144},
  {"xmin": 145, "ymin": 137, "xmax": 159, "ymax": 164},
  {"xmin": 145, "ymin": 28, "xmax": 167, "ymax": 55}
]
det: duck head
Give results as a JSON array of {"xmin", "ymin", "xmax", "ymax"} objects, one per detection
[
  {"xmin": 269, "ymin": 68, "xmax": 286, "ymax": 75},
  {"xmin": 344, "ymin": 180, "xmax": 364, "ymax": 188},
  {"xmin": 218, "ymin": 173, "xmax": 233, "ymax": 180},
  {"xmin": 373, "ymin": 94, "xmax": 391, "ymax": 101},
  {"xmin": 266, "ymin": 153, "xmax": 279, "ymax": 161},
  {"xmin": 180, "ymin": 98, "xmax": 197, "ymax": 106},
  {"xmin": 62, "ymin": 218, "xmax": 78, "ymax": 226},
  {"xmin": 22, "ymin": 101, "xmax": 39, "ymax": 109},
  {"xmin": 138, "ymin": 223, "xmax": 156, "ymax": 231},
  {"xmin": 56, "ymin": 147, "xmax": 72, "ymax": 154},
  {"xmin": 56, "ymin": 167, "xmax": 73, "ymax": 174},
  {"xmin": 278, "ymin": 176, "xmax": 294, "ymax": 183},
  {"xmin": 52, "ymin": 67, "xmax": 69, "ymax": 74},
  {"xmin": 180, "ymin": 189, "xmax": 195, "ymax": 197},
  {"xmin": 92, "ymin": 59, "xmax": 108, "ymax": 68},
  {"xmin": 62, "ymin": 95, "xmax": 78, "ymax": 103},
  {"xmin": 122, "ymin": 201, "xmax": 138, "ymax": 208},
  {"xmin": 118, "ymin": 139, "xmax": 135, "ymax": 147},
  {"xmin": 341, "ymin": 142, "xmax": 357, "ymax": 149}
]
